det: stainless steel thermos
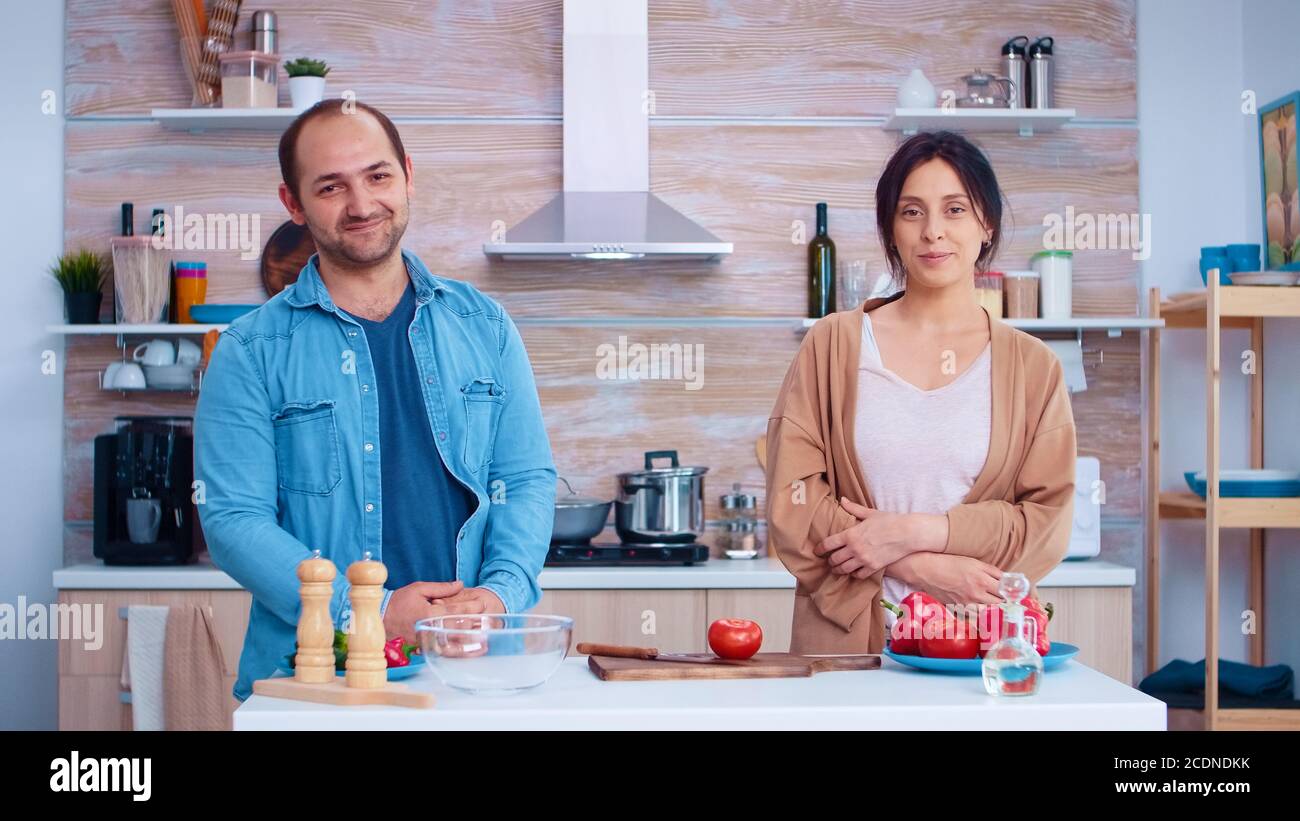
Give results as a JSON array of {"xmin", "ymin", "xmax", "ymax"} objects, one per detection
[
  {"xmin": 1028, "ymin": 36, "xmax": 1055, "ymax": 109},
  {"xmin": 1001, "ymin": 36, "xmax": 1029, "ymax": 109}
]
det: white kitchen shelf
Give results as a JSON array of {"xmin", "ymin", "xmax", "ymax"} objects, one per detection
[
  {"xmin": 884, "ymin": 107, "xmax": 1076, "ymax": 137},
  {"xmin": 151, "ymin": 107, "xmax": 306, "ymax": 131},
  {"xmin": 48, "ymin": 323, "xmax": 228, "ymax": 335},
  {"xmin": 800, "ymin": 316, "xmax": 1163, "ymax": 336}
]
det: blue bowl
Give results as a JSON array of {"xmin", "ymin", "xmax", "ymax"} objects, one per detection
[
  {"xmin": 1183, "ymin": 469, "xmax": 1300, "ymax": 498},
  {"xmin": 1199, "ymin": 256, "xmax": 1232, "ymax": 286},
  {"xmin": 1226, "ymin": 243, "xmax": 1261, "ymax": 272},
  {"xmin": 187, "ymin": 303, "xmax": 259, "ymax": 324},
  {"xmin": 277, "ymin": 652, "xmax": 427, "ymax": 682},
  {"xmin": 884, "ymin": 642, "xmax": 1079, "ymax": 675}
]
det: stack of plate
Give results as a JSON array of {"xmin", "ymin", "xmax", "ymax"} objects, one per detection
[
  {"xmin": 1184, "ymin": 469, "xmax": 1300, "ymax": 498},
  {"xmin": 1228, "ymin": 271, "xmax": 1300, "ymax": 286}
]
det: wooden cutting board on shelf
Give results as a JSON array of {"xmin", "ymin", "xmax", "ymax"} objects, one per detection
[{"xmin": 587, "ymin": 652, "xmax": 880, "ymax": 681}]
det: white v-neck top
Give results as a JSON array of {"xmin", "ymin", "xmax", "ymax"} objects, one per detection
[{"xmin": 853, "ymin": 312, "xmax": 992, "ymax": 623}]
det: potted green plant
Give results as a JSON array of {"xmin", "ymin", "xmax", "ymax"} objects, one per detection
[
  {"xmin": 49, "ymin": 249, "xmax": 108, "ymax": 324},
  {"xmin": 284, "ymin": 57, "xmax": 330, "ymax": 109}
]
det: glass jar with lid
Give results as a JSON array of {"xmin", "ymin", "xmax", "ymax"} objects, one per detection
[
  {"xmin": 219, "ymin": 50, "xmax": 280, "ymax": 108},
  {"xmin": 974, "ymin": 271, "xmax": 1004, "ymax": 318},
  {"xmin": 719, "ymin": 483, "xmax": 762, "ymax": 558}
]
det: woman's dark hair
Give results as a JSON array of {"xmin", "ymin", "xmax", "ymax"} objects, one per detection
[
  {"xmin": 875, "ymin": 131, "xmax": 1006, "ymax": 285},
  {"xmin": 279, "ymin": 99, "xmax": 408, "ymax": 200}
]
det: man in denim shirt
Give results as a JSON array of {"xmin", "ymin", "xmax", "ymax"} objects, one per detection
[{"xmin": 195, "ymin": 100, "xmax": 556, "ymax": 701}]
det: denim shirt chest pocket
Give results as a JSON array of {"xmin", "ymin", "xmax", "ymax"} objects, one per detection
[
  {"xmin": 461, "ymin": 376, "xmax": 506, "ymax": 474},
  {"xmin": 271, "ymin": 399, "xmax": 342, "ymax": 494}
]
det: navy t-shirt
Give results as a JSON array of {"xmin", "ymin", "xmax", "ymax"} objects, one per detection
[{"xmin": 346, "ymin": 279, "xmax": 475, "ymax": 590}]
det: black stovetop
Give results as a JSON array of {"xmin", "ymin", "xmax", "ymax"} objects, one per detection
[{"xmin": 545, "ymin": 542, "xmax": 710, "ymax": 566}]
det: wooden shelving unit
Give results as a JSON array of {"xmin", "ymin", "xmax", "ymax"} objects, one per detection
[{"xmin": 1145, "ymin": 278, "xmax": 1300, "ymax": 730}]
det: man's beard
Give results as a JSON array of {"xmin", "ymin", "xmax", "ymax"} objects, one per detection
[{"xmin": 309, "ymin": 201, "xmax": 409, "ymax": 269}]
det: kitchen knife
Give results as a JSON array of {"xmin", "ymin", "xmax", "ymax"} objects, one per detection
[{"xmin": 576, "ymin": 642, "xmax": 750, "ymax": 664}]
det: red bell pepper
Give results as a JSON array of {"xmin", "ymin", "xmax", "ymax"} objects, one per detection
[
  {"xmin": 384, "ymin": 636, "xmax": 413, "ymax": 668},
  {"xmin": 919, "ymin": 614, "xmax": 980, "ymax": 659},
  {"xmin": 978, "ymin": 597, "xmax": 1053, "ymax": 657},
  {"xmin": 879, "ymin": 592, "xmax": 944, "ymax": 655}
]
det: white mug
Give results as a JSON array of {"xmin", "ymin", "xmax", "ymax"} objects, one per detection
[
  {"xmin": 113, "ymin": 362, "xmax": 147, "ymax": 390},
  {"xmin": 175, "ymin": 338, "xmax": 202, "ymax": 366},
  {"xmin": 127, "ymin": 497, "xmax": 163, "ymax": 544},
  {"xmin": 103, "ymin": 361, "xmax": 124, "ymax": 388},
  {"xmin": 133, "ymin": 339, "xmax": 175, "ymax": 367}
]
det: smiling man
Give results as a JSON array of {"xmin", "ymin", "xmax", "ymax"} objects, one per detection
[{"xmin": 195, "ymin": 100, "xmax": 556, "ymax": 701}]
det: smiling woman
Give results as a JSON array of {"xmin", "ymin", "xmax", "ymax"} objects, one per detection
[{"xmin": 765, "ymin": 131, "xmax": 1077, "ymax": 657}]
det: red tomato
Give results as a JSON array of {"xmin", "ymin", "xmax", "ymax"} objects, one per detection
[{"xmin": 708, "ymin": 618, "xmax": 763, "ymax": 660}]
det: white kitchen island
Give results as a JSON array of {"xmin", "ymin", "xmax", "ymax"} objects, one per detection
[{"xmin": 234, "ymin": 655, "xmax": 1166, "ymax": 731}]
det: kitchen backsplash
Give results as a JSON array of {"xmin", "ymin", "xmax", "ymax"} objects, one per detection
[{"xmin": 61, "ymin": 0, "xmax": 1143, "ymax": 672}]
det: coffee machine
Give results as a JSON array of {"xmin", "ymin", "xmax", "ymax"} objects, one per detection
[{"xmin": 93, "ymin": 416, "xmax": 195, "ymax": 565}]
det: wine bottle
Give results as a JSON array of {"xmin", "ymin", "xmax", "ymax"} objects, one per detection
[{"xmin": 808, "ymin": 202, "xmax": 836, "ymax": 318}]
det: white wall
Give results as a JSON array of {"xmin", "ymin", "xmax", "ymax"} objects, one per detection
[
  {"xmin": 1140, "ymin": 0, "xmax": 1300, "ymax": 678},
  {"xmin": 0, "ymin": 3, "xmax": 66, "ymax": 729},
  {"xmin": 1241, "ymin": 0, "xmax": 1300, "ymax": 680}
]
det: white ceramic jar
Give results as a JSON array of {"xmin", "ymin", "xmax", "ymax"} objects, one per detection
[{"xmin": 1031, "ymin": 250, "xmax": 1072, "ymax": 319}]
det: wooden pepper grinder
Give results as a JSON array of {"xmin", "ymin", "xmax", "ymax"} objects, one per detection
[
  {"xmin": 345, "ymin": 552, "xmax": 387, "ymax": 690},
  {"xmin": 294, "ymin": 550, "xmax": 337, "ymax": 684}
]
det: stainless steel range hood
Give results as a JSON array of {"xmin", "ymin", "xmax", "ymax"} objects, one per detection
[{"xmin": 483, "ymin": 0, "xmax": 732, "ymax": 262}]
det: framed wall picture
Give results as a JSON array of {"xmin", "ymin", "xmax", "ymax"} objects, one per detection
[{"xmin": 1258, "ymin": 91, "xmax": 1300, "ymax": 271}]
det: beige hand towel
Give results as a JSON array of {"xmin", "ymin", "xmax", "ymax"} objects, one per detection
[{"xmin": 164, "ymin": 605, "xmax": 230, "ymax": 731}]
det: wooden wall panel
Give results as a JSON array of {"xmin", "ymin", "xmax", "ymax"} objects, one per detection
[
  {"xmin": 650, "ymin": 0, "xmax": 1136, "ymax": 118},
  {"xmin": 65, "ymin": 123, "xmax": 1138, "ymax": 319},
  {"xmin": 66, "ymin": 0, "xmax": 563, "ymax": 116},
  {"xmin": 67, "ymin": 1, "xmax": 1134, "ymax": 119},
  {"xmin": 61, "ymin": 0, "xmax": 1144, "ymax": 610},
  {"xmin": 60, "ymin": 326, "xmax": 1140, "ymax": 536}
]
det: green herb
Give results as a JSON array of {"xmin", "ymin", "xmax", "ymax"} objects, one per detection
[
  {"xmin": 48, "ymin": 249, "xmax": 107, "ymax": 294},
  {"xmin": 284, "ymin": 57, "xmax": 331, "ymax": 78}
]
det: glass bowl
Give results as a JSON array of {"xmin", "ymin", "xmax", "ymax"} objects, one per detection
[{"xmin": 415, "ymin": 613, "xmax": 573, "ymax": 695}]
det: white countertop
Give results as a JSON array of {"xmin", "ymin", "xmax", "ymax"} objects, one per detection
[
  {"xmin": 233, "ymin": 655, "xmax": 1165, "ymax": 731},
  {"xmin": 52, "ymin": 557, "xmax": 1136, "ymax": 590}
]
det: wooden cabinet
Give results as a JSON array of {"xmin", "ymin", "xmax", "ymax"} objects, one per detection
[
  {"xmin": 1038, "ymin": 586, "xmax": 1132, "ymax": 685},
  {"xmin": 57, "ymin": 589, "xmax": 250, "ymax": 731},
  {"xmin": 57, "ymin": 584, "xmax": 1132, "ymax": 729},
  {"xmin": 537, "ymin": 590, "xmax": 709, "ymax": 652},
  {"xmin": 543, "ymin": 586, "xmax": 1133, "ymax": 683},
  {"xmin": 535, "ymin": 589, "xmax": 794, "ymax": 654}
]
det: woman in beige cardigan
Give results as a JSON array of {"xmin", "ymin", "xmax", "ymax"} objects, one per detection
[{"xmin": 766, "ymin": 131, "xmax": 1076, "ymax": 655}]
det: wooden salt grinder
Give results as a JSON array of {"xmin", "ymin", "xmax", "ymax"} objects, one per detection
[
  {"xmin": 345, "ymin": 553, "xmax": 387, "ymax": 690},
  {"xmin": 294, "ymin": 550, "xmax": 337, "ymax": 684}
]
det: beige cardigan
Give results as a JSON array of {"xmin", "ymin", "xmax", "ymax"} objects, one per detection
[{"xmin": 765, "ymin": 292, "xmax": 1077, "ymax": 654}]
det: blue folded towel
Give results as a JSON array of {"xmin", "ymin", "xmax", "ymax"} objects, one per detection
[{"xmin": 1139, "ymin": 658, "xmax": 1293, "ymax": 700}]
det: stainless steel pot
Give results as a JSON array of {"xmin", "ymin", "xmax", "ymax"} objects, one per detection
[
  {"xmin": 552, "ymin": 477, "xmax": 612, "ymax": 546},
  {"xmin": 614, "ymin": 450, "xmax": 708, "ymax": 544}
]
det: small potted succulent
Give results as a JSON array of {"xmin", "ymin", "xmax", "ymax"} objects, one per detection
[
  {"xmin": 284, "ymin": 57, "xmax": 330, "ymax": 109},
  {"xmin": 49, "ymin": 249, "xmax": 108, "ymax": 324}
]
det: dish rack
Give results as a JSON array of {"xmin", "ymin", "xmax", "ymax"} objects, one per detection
[{"xmin": 1145, "ymin": 276, "xmax": 1300, "ymax": 730}]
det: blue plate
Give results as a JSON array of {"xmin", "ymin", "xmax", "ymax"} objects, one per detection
[
  {"xmin": 187, "ymin": 303, "xmax": 259, "ymax": 324},
  {"xmin": 884, "ymin": 642, "xmax": 1079, "ymax": 675},
  {"xmin": 1184, "ymin": 469, "xmax": 1300, "ymax": 499},
  {"xmin": 278, "ymin": 652, "xmax": 426, "ymax": 682}
]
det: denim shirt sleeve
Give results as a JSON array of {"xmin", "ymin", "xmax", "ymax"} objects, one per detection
[
  {"xmin": 476, "ymin": 308, "xmax": 557, "ymax": 614},
  {"xmin": 194, "ymin": 331, "xmax": 357, "ymax": 631}
]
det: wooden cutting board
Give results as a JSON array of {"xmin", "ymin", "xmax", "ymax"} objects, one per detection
[
  {"xmin": 587, "ymin": 652, "xmax": 880, "ymax": 681},
  {"xmin": 260, "ymin": 220, "xmax": 316, "ymax": 297}
]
